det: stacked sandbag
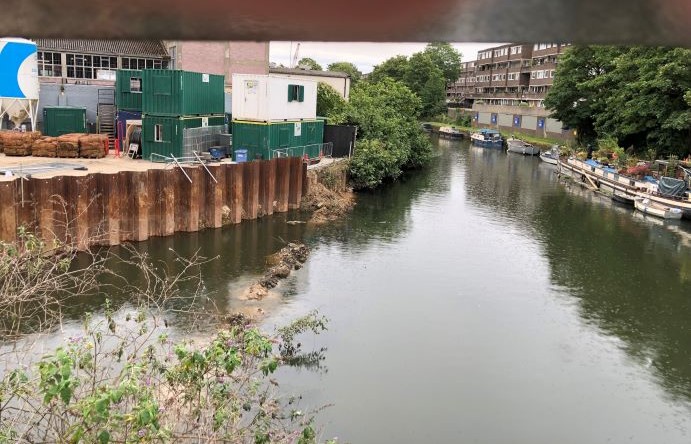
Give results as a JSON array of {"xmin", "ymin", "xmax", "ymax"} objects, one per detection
[
  {"xmin": 78, "ymin": 134, "xmax": 107, "ymax": 158},
  {"xmin": 0, "ymin": 131, "xmax": 40, "ymax": 156},
  {"xmin": 56, "ymin": 133, "xmax": 81, "ymax": 158},
  {"xmin": 31, "ymin": 136, "xmax": 59, "ymax": 157}
]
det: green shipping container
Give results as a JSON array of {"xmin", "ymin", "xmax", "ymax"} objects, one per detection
[
  {"xmin": 231, "ymin": 120, "xmax": 325, "ymax": 160},
  {"xmin": 116, "ymin": 69, "xmax": 143, "ymax": 111},
  {"xmin": 142, "ymin": 70, "xmax": 225, "ymax": 117},
  {"xmin": 142, "ymin": 115, "xmax": 225, "ymax": 159},
  {"xmin": 42, "ymin": 106, "xmax": 87, "ymax": 136}
]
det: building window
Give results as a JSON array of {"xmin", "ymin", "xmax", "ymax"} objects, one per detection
[
  {"xmin": 510, "ymin": 46, "xmax": 522, "ymax": 55},
  {"xmin": 154, "ymin": 124, "xmax": 163, "ymax": 142},
  {"xmin": 122, "ymin": 57, "xmax": 168, "ymax": 70},
  {"xmin": 37, "ymin": 51, "xmax": 62, "ymax": 77},
  {"xmin": 550, "ymin": 70, "xmax": 555, "ymax": 78}
]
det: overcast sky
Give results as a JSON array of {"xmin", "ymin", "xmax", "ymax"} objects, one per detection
[{"xmin": 270, "ymin": 42, "xmax": 501, "ymax": 73}]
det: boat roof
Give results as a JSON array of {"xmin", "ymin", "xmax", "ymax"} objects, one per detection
[{"xmin": 478, "ymin": 128, "xmax": 500, "ymax": 135}]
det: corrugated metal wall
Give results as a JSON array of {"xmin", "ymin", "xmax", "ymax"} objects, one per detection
[
  {"xmin": 142, "ymin": 70, "xmax": 225, "ymax": 116},
  {"xmin": 478, "ymin": 112, "xmax": 491, "ymax": 124},
  {"xmin": 232, "ymin": 120, "xmax": 324, "ymax": 160},
  {"xmin": 116, "ymin": 69, "xmax": 143, "ymax": 111}
]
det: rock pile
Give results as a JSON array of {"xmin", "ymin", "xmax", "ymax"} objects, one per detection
[{"xmin": 244, "ymin": 243, "xmax": 310, "ymax": 300}]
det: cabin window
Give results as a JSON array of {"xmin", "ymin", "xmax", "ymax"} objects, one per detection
[
  {"xmin": 154, "ymin": 124, "xmax": 163, "ymax": 142},
  {"xmin": 130, "ymin": 77, "xmax": 142, "ymax": 93},
  {"xmin": 288, "ymin": 84, "xmax": 305, "ymax": 102}
]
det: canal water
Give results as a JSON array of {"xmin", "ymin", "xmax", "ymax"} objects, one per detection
[{"xmin": 7, "ymin": 137, "xmax": 691, "ymax": 442}]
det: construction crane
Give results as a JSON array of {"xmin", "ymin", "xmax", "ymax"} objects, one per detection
[{"xmin": 291, "ymin": 42, "xmax": 301, "ymax": 68}]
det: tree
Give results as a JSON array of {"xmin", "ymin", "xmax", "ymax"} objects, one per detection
[
  {"xmin": 544, "ymin": 45, "xmax": 623, "ymax": 145},
  {"xmin": 404, "ymin": 52, "xmax": 446, "ymax": 117},
  {"xmin": 593, "ymin": 46, "xmax": 691, "ymax": 156},
  {"xmin": 341, "ymin": 78, "xmax": 432, "ymax": 189},
  {"xmin": 316, "ymin": 82, "xmax": 346, "ymax": 120},
  {"xmin": 327, "ymin": 61, "xmax": 362, "ymax": 85},
  {"xmin": 423, "ymin": 42, "xmax": 462, "ymax": 84},
  {"xmin": 297, "ymin": 57, "xmax": 322, "ymax": 71},
  {"xmin": 369, "ymin": 55, "xmax": 409, "ymax": 83},
  {"xmin": 546, "ymin": 45, "xmax": 691, "ymax": 156}
]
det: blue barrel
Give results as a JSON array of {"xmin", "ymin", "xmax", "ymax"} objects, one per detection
[{"xmin": 234, "ymin": 149, "xmax": 248, "ymax": 163}]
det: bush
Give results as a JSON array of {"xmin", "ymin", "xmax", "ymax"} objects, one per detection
[
  {"xmin": 349, "ymin": 139, "xmax": 401, "ymax": 189},
  {"xmin": 343, "ymin": 79, "xmax": 433, "ymax": 189}
]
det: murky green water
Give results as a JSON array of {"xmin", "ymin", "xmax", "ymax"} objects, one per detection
[{"xmin": 7, "ymin": 137, "xmax": 691, "ymax": 443}]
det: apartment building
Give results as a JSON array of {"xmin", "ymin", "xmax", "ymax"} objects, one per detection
[{"xmin": 447, "ymin": 43, "xmax": 570, "ymax": 108}]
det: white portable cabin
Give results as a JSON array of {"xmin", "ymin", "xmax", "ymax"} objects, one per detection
[{"xmin": 231, "ymin": 74, "xmax": 317, "ymax": 122}]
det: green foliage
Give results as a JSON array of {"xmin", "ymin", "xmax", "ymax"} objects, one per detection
[
  {"xmin": 1, "ymin": 307, "xmax": 331, "ymax": 442},
  {"xmin": 341, "ymin": 79, "xmax": 432, "ymax": 189},
  {"xmin": 369, "ymin": 43, "xmax": 459, "ymax": 118},
  {"xmin": 404, "ymin": 52, "xmax": 447, "ymax": 117},
  {"xmin": 369, "ymin": 55, "xmax": 409, "ymax": 83},
  {"xmin": 349, "ymin": 139, "xmax": 402, "ymax": 189},
  {"xmin": 316, "ymin": 82, "xmax": 346, "ymax": 121},
  {"xmin": 327, "ymin": 61, "xmax": 362, "ymax": 85},
  {"xmin": 455, "ymin": 114, "xmax": 472, "ymax": 127},
  {"xmin": 297, "ymin": 57, "xmax": 322, "ymax": 71},
  {"xmin": 423, "ymin": 42, "xmax": 462, "ymax": 84},
  {"xmin": 546, "ymin": 45, "xmax": 691, "ymax": 157}
]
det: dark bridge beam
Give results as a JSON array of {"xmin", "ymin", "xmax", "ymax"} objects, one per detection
[{"xmin": 2, "ymin": 0, "xmax": 690, "ymax": 46}]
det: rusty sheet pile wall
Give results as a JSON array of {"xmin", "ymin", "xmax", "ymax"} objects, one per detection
[{"xmin": 0, "ymin": 157, "xmax": 307, "ymax": 249}]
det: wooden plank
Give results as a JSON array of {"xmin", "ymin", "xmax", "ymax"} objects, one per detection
[
  {"xmin": 174, "ymin": 167, "xmax": 189, "ymax": 232},
  {"xmin": 288, "ymin": 157, "xmax": 303, "ymax": 210},
  {"xmin": 205, "ymin": 164, "xmax": 223, "ymax": 228},
  {"xmin": 259, "ymin": 159, "xmax": 276, "ymax": 217},
  {"xmin": 131, "ymin": 171, "xmax": 149, "ymax": 241},
  {"xmin": 97, "ymin": 173, "xmax": 121, "ymax": 246},
  {"xmin": 51, "ymin": 176, "xmax": 68, "ymax": 245},
  {"xmin": 275, "ymin": 157, "xmax": 290, "ymax": 213},
  {"xmin": 227, "ymin": 163, "xmax": 244, "ymax": 224},
  {"xmin": 34, "ymin": 178, "xmax": 55, "ymax": 245},
  {"xmin": 302, "ymin": 161, "xmax": 309, "ymax": 197},
  {"xmin": 243, "ymin": 161, "xmax": 259, "ymax": 220},
  {"xmin": 85, "ymin": 174, "xmax": 101, "ymax": 244},
  {"xmin": 65, "ymin": 175, "xmax": 90, "ymax": 250},
  {"xmin": 187, "ymin": 167, "xmax": 201, "ymax": 232},
  {"xmin": 15, "ymin": 178, "xmax": 36, "ymax": 234},
  {"xmin": 161, "ymin": 169, "xmax": 175, "ymax": 236},
  {"xmin": 0, "ymin": 181, "xmax": 17, "ymax": 243},
  {"xmin": 147, "ymin": 169, "xmax": 162, "ymax": 238},
  {"xmin": 118, "ymin": 171, "xmax": 133, "ymax": 242}
]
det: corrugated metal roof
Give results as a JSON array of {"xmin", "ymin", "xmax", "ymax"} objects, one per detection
[
  {"xmin": 34, "ymin": 39, "xmax": 169, "ymax": 58},
  {"xmin": 269, "ymin": 67, "xmax": 349, "ymax": 79}
]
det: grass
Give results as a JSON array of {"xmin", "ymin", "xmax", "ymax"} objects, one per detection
[{"xmin": 423, "ymin": 121, "xmax": 563, "ymax": 148}]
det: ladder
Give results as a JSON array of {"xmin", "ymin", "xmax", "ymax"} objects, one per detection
[{"xmin": 97, "ymin": 89, "xmax": 116, "ymax": 150}]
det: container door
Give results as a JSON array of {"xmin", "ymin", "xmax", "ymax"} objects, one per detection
[{"xmin": 242, "ymin": 80, "xmax": 260, "ymax": 120}]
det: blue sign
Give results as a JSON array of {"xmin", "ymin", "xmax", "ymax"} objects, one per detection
[
  {"xmin": 538, "ymin": 118, "xmax": 545, "ymax": 129},
  {"xmin": 513, "ymin": 115, "xmax": 521, "ymax": 127},
  {"xmin": 491, "ymin": 114, "xmax": 497, "ymax": 124},
  {"xmin": 474, "ymin": 112, "xmax": 479, "ymax": 121}
]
